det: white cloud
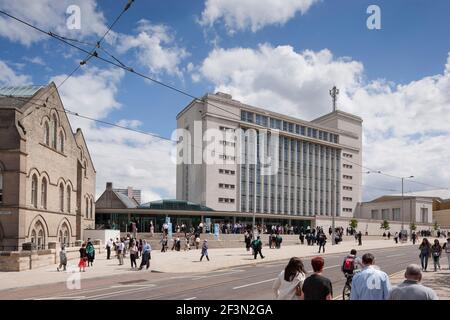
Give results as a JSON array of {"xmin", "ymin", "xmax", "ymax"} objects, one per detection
[
  {"xmin": 200, "ymin": 0, "xmax": 319, "ymax": 33},
  {"xmin": 23, "ymin": 56, "xmax": 46, "ymax": 66},
  {"xmin": 51, "ymin": 67, "xmax": 175, "ymax": 201},
  {"xmin": 0, "ymin": 0, "xmax": 108, "ymax": 46},
  {"xmin": 117, "ymin": 19, "xmax": 189, "ymax": 77},
  {"xmin": 0, "ymin": 60, "xmax": 31, "ymax": 85},
  {"xmin": 197, "ymin": 45, "xmax": 450, "ymax": 200}
]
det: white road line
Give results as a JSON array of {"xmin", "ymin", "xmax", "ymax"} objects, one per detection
[
  {"xmin": 232, "ymin": 278, "xmax": 276, "ymax": 290},
  {"xmin": 110, "ymin": 284, "xmax": 157, "ymax": 288},
  {"xmin": 192, "ymin": 270, "xmax": 245, "ymax": 280},
  {"xmin": 184, "ymin": 297, "xmax": 197, "ymax": 300},
  {"xmin": 88, "ymin": 286, "xmax": 157, "ymax": 300},
  {"xmin": 386, "ymin": 254, "xmax": 406, "ymax": 258},
  {"xmin": 34, "ymin": 296, "xmax": 86, "ymax": 300},
  {"xmin": 324, "ymin": 264, "xmax": 340, "ymax": 270}
]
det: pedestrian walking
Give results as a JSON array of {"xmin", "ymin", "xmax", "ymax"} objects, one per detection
[
  {"xmin": 139, "ymin": 240, "xmax": 151, "ymax": 270},
  {"xmin": 200, "ymin": 239, "xmax": 209, "ymax": 261},
  {"xmin": 150, "ymin": 221, "xmax": 154, "ymax": 237},
  {"xmin": 245, "ymin": 232, "xmax": 252, "ymax": 251},
  {"xmin": 106, "ymin": 238, "xmax": 113, "ymax": 260},
  {"xmin": 302, "ymin": 257, "xmax": 333, "ymax": 300},
  {"xmin": 411, "ymin": 232, "xmax": 417, "ymax": 245},
  {"xmin": 195, "ymin": 236, "xmax": 201, "ymax": 250},
  {"xmin": 431, "ymin": 239, "xmax": 442, "ymax": 272},
  {"xmin": 299, "ymin": 233, "xmax": 305, "ymax": 245},
  {"xmin": 388, "ymin": 264, "xmax": 438, "ymax": 300},
  {"xmin": 275, "ymin": 234, "xmax": 283, "ymax": 249},
  {"xmin": 272, "ymin": 257, "xmax": 307, "ymax": 300},
  {"xmin": 78, "ymin": 243, "xmax": 87, "ymax": 272},
  {"xmin": 160, "ymin": 236, "xmax": 168, "ymax": 252},
  {"xmin": 57, "ymin": 245, "xmax": 67, "ymax": 272},
  {"xmin": 350, "ymin": 253, "xmax": 391, "ymax": 300},
  {"xmin": 444, "ymin": 238, "xmax": 450, "ymax": 270},
  {"xmin": 318, "ymin": 233, "xmax": 327, "ymax": 253},
  {"xmin": 86, "ymin": 240, "xmax": 95, "ymax": 267},
  {"xmin": 387, "ymin": 231, "xmax": 391, "ymax": 240},
  {"xmin": 357, "ymin": 231, "xmax": 362, "ymax": 246},
  {"xmin": 251, "ymin": 236, "xmax": 265, "ymax": 259},
  {"xmin": 117, "ymin": 239, "xmax": 124, "ymax": 265},
  {"xmin": 129, "ymin": 240, "xmax": 138, "ymax": 269},
  {"xmin": 419, "ymin": 238, "xmax": 431, "ymax": 271}
]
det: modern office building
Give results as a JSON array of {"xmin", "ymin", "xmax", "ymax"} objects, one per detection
[
  {"xmin": 113, "ymin": 186, "xmax": 142, "ymax": 204},
  {"xmin": 175, "ymin": 92, "xmax": 363, "ymax": 227},
  {"xmin": 0, "ymin": 83, "xmax": 96, "ymax": 251}
]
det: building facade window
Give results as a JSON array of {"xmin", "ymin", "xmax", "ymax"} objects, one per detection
[
  {"xmin": 41, "ymin": 177, "xmax": 47, "ymax": 209},
  {"xmin": 392, "ymin": 208, "xmax": 401, "ymax": 221},
  {"xmin": 44, "ymin": 122, "xmax": 50, "ymax": 146},
  {"xmin": 382, "ymin": 209, "xmax": 390, "ymax": 220},
  {"xmin": 371, "ymin": 209, "xmax": 379, "ymax": 220},
  {"xmin": 343, "ymin": 153, "xmax": 353, "ymax": 158},
  {"xmin": 343, "ymin": 208, "xmax": 353, "ymax": 213},
  {"xmin": 52, "ymin": 114, "xmax": 58, "ymax": 149},
  {"xmin": 343, "ymin": 186, "xmax": 353, "ymax": 191},
  {"xmin": 90, "ymin": 199, "xmax": 93, "ymax": 218},
  {"xmin": 86, "ymin": 198, "xmax": 89, "ymax": 218},
  {"xmin": 31, "ymin": 174, "xmax": 38, "ymax": 208},
  {"xmin": 421, "ymin": 208, "xmax": 428, "ymax": 223},
  {"xmin": 59, "ymin": 184, "xmax": 64, "ymax": 212},
  {"xmin": 343, "ymin": 197, "xmax": 353, "ymax": 201},
  {"xmin": 66, "ymin": 186, "xmax": 71, "ymax": 213},
  {"xmin": 343, "ymin": 175, "xmax": 353, "ymax": 180},
  {"xmin": 59, "ymin": 132, "xmax": 64, "ymax": 153}
]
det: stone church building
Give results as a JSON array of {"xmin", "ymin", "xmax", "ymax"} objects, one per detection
[{"xmin": 0, "ymin": 83, "xmax": 96, "ymax": 251}]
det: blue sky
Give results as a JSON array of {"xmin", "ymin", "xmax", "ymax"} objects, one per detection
[{"xmin": 1, "ymin": 0, "xmax": 450, "ymax": 201}]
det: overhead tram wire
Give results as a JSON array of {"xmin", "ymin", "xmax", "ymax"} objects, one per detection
[
  {"xmin": 2, "ymin": 10, "xmax": 448, "ymax": 191},
  {"xmin": 0, "ymin": 8, "xmax": 242, "ymax": 121},
  {"xmin": 56, "ymin": 0, "xmax": 135, "ymax": 90}
]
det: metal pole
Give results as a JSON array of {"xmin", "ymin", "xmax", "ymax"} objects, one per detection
[{"xmin": 401, "ymin": 178, "xmax": 404, "ymax": 231}]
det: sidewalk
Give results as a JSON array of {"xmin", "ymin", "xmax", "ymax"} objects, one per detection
[
  {"xmin": 390, "ymin": 261, "xmax": 450, "ymax": 299},
  {"xmin": 0, "ymin": 239, "xmax": 413, "ymax": 291}
]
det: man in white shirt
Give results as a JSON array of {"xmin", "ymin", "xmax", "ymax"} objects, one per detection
[{"xmin": 350, "ymin": 253, "xmax": 391, "ymax": 300}]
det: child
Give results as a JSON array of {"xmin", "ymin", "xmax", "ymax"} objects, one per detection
[{"xmin": 57, "ymin": 245, "xmax": 67, "ymax": 272}]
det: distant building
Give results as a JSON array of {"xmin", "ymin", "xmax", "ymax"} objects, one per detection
[
  {"xmin": 175, "ymin": 91, "xmax": 363, "ymax": 228},
  {"xmin": 113, "ymin": 186, "xmax": 142, "ymax": 204},
  {"xmin": 355, "ymin": 189, "xmax": 448, "ymax": 233},
  {"xmin": 0, "ymin": 84, "xmax": 96, "ymax": 251}
]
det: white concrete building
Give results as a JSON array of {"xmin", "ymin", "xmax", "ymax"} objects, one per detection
[{"xmin": 176, "ymin": 92, "xmax": 362, "ymax": 227}]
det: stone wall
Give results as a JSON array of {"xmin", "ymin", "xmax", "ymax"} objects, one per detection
[{"xmin": 0, "ymin": 243, "xmax": 101, "ymax": 272}]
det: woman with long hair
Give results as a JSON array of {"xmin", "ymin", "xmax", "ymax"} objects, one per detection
[
  {"xmin": 431, "ymin": 239, "xmax": 442, "ymax": 272},
  {"xmin": 419, "ymin": 238, "xmax": 431, "ymax": 271},
  {"xmin": 272, "ymin": 257, "xmax": 307, "ymax": 300}
]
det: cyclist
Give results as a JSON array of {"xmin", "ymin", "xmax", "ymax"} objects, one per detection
[{"xmin": 341, "ymin": 249, "xmax": 362, "ymax": 300}]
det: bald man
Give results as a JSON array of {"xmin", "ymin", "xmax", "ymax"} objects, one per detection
[{"xmin": 388, "ymin": 264, "xmax": 438, "ymax": 300}]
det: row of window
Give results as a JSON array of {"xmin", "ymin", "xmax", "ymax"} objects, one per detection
[
  {"xmin": 371, "ymin": 208, "xmax": 402, "ymax": 221},
  {"xmin": 43, "ymin": 114, "xmax": 65, "ymax": 153},
  {"xmin": 219, "ymin": 126, "xmax": 235, "ymax": 132},
  {"xmin": 240, "ymin": 110, "xmax": 339, "ymax": 144},
  {"xmin": 219, "ymin": 169, "xmax": 236, "ymax": 175},
  {"xmin": 219, "ymin": 140, "xmax": 236, "ymax": 147},
  {"xmin": 343, "ymin": 175, "xmax": 353, "ymax": 180},
  {"xmin": 218, "ymin": 197, "xmax": 235, "ymax": 203},
  {"xmin": 29, "ymin": 174, "xmax": 94, "ymax": 219},
  {"xmin": 343, "ymin": 197, "xmax": 353, "ymax": 201},
  {"xmin": 219, "ymin": 183, "xmax": 235, "ymax": 189},
  {"xmin": 343, "ymin": 186, "xmax": 353, "ymax": 191},
  {"xmin": 343, "ymin": 164, "xmax": 353, "ymax": 169},
  {"xmin": 343, "ymin": 208, "xmax": 353, "ymax": 213},
  {"xmin": 219, "ymin": 155, "xmax": 236, "ymax": 161},
  {"xmin": 342, "ymin": 153, "xmax": 353, "ymax": 158}
]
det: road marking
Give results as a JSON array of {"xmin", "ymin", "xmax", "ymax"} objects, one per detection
[
  {"xmin": 324, "ymin": 264, "xmax": 340, "ymax": 270},
  {"xmin": 88, "ymin": 286, "xmax": 157, "ymax": 300},
  {"xmin": 192, "ymin": 270, "xmax": 245, "ymax": 280},
  {"xmin": 184, "ymin": 297, "xmax": 197, "ymax": 300},
  {"xmin": 110, "ymin": 284, "xmax": 157, "ymax": 288},
  {"xmin": 33, "ymin": 296, "xmax": 86, "ymax": 300},
  {"xmin": 232, "ymin": 278, "xmax": 276, "ymax": 290},
  {"xmin": 386, "ymin": 254, "xmax": 405, "ymax": 258}
]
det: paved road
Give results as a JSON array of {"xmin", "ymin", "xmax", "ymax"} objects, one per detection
[{"xmin": 0, "ymin": 245, "xmax": 419, "ymax": 300}]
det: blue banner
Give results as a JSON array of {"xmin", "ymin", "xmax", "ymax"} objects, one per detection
[
  {"xmin": 214, "ymin": 223, "xmax": 219, "ymax": 239},
  {"xmin": 167, "ymin": 222, "xmax": 172, "ymax": 239}
]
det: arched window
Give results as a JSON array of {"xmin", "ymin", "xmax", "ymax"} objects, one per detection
[
  {"xmin": 85, "ymin": 197, "xmax": 89, "ymax": 218},
  {"xmin": 0, "ymin": 167, "xmax": 3, "ymax": 204},
  {"xmin": 58, "ymin": 223, "xmax": 70, "ymax": 245},
  {"xmin": 90, "ymin": 198, "xmax": 93, "ymax": 219},
  {"xmin": 37, "ymin": 229, "xmax": 44, "ymax": 250},
  {"xmin": 66, "ymin": 185, "xmax": 71, "ymax": 213},
  {"xmin": 31, "ymin": 221, "xmax": 45, "ymax": 250},
  {"xmin": 59, "ymin": 183, "xmax": 64, "ymax": 212},
  {"xmin": 31, "ymin": 230, "xmax": 36, "ymax": 245},
  {"xmin": 44, "ymin": 122, "xmax": 50, "ymax": 146},
  {"xmin": 59, "ymin": 131, "xmax": 64, "ymax": 153},
  {"xmin": 31, "ymin": 174, "xmax": 38, "ymax": 208},
  {"xmin": 41, "ymin": 177, "xmax": 47, "ymax": 209},
  {"xmin": 52, "ymin": 114, "xmax": 57, "ymax": 149}
]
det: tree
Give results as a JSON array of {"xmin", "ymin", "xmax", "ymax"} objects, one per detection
[
  {"xmin": 349, "ymin": 219, "xmax": 358, "ymax": 230},
  {"xmin": 380, "ymin": 220, "xmax": 390, "ymax": 231},
  {"xmin": 410, "ymin": 223, "xmax": 417, "ymax": 231}
]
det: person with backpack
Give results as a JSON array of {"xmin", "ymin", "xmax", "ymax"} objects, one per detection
[
  {"xmin": 252, "ymin": 236, "xmax": 265, "ymax": 259},
  {"xmin": 276, "ymin": 234, "xmax": 283, "ymax": 249},
  {"xmin": 341, "ymin": 249, "xmax": 363, "ymax": 275},
  {"xmin": 86, "ymin": 240, "xmax": 95, "ymax": 267}
]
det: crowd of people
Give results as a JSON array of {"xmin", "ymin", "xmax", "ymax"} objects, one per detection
[{"xmin": 272, "ymin": 236, "xmax": 450, "ymax": 300}]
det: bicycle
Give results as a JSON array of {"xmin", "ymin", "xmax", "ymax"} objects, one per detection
[{"xmin": 342, "ymin": 269, "xmax": 361, "ymax": 300}]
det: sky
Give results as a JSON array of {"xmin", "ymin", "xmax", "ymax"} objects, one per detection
[{"xmin": 1, "ymin": 0, "xmax": 450, "ymax": 203}]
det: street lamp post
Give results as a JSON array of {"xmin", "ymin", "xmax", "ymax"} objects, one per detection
[{"xmin": 401, "ymin": 176, "xmax": 414, "ymax": 231}]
